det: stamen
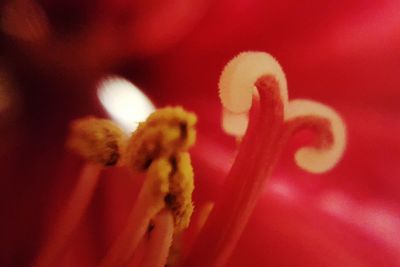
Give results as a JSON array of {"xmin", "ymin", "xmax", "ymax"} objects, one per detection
[
  {"xmin": 126, "ymin": 237, "xmax": 147, "ymax": 266},
  {"xmin": 99, "ymin": 158, "xmax": 171, "ymax": 267},
  {"xmin": 100, "ymin": 107, "xmax": 196, "ymax": 267},
  {"xmin": 181, "ymin": 202, "xmax": 214, "ymax": 263},
  {"xmin": 166, "ymin": 232, "xmax": 183, "ymax": 267},
  {"xmin": 184, "ymin": 52, "xmax": 346, "ymax": 267},
  {"xmin": 33, "ymin": 117, "xmax": 126, "ymax": 267},
  {"xmin": 126, "ymin": 107, "xmax": 196, "ymax": 230},
  {"xmin": 164, "ymin": 153, "xmax": 195, "ymax": 267}
]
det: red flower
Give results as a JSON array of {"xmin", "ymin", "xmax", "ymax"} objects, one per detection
[{"xmin": 1, "ymin": 0, "xmax": 399, "ymax": 267}]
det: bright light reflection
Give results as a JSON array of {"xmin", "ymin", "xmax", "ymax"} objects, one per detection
[
  {"xmin": 97, "ymin": 76, "xmax": 155, "ymax": 133},
  {"xmin": 267, "ymin": 180, "xmax": 297, "ymax": 201},
  {"xmin": 320, "ymin": 192, "xmax": 400, "ymax": 251}
]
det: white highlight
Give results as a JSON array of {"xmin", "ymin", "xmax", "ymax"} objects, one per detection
[
  {"xmin": 267, "ymin": 180, "xmax": 298, "ymax": 201},
  {"xmin": 286, "ymin": 99, "xmax": 347, "ymax": 173},
  {"xmin": 320, "ymin": 192, "xmax": 400, "ymax": 252},
  {"xmin": 97, "ymin": 76, "xmax": 155, "ymax": 133}
]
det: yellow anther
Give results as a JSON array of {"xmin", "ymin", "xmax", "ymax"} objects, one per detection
[
  {"xmin": 126, "ymin": 107, "xmax": 196, "ymax": 230},
  {"xmin": 141, "ymin": 154, "xmax": 194, "ymax": 231},
  {"xmin": 146, "ymin": 157, "xmax": 171, "ymax": 202},
  {"xmin": 67, "ymin": 116, "xmax": 127, "ymax": 166},
  {"xmin": 99, "ymin": 107, "xmax": 197, "ymax": 267},
  {"xmin": 166, "ymin": 152, "xmax": 194, "ymax": 231},
  {"xmin": 126, "ymin": 107, "xmax": 197, "ymax": 173}
]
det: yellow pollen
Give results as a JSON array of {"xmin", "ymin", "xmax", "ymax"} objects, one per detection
[
  {"xmin": 126, "ymin": 107, "xmax": 196, "ymax": 230},
  {"xmin": 66, "ymin": 116, "xmax": 126, "ymax": 166},
  {"xmin": 125, "ymin": 106, "xmax": 196, "ymax": 173},
  {"xmin": 144, "ymin": 153, "xmax": 194, "ymax": 231},
  {"xmin": 166, "ymin": 152, "xmax": 194, "ymax": 231},
  {"xmin": 98, "ymin": 107, "xmax": 197, "ymax": 267},
  {"xmin": 146, "ymin": 158, "xmax": 172, "ymax": 201}
]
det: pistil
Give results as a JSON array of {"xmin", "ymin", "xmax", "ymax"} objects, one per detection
[
  {"xmin": 184, "ymin": 52, "xmax": 346, "ymax": 267},
  {"xmin": 185, "ymin": 75, "xmax": 285, "ymax": 267}
]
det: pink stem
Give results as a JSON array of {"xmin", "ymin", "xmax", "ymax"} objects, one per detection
[
  {"xmin": 139, "ymin": 210, "xmax": 174, "ymax": 267},
  {"xmin": 99, "ymin": 171, "xmax": 165, "ymax": 267},
  {"xmin": 184, "ymin": 76, "xmax": 286, "ymax": 267},
  {"xmin": 126, "ymin": 235, "xmax": 147, "ymax": 267}
]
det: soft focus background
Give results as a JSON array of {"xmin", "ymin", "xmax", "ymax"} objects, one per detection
[{"xmin": 1, "ymin": 0, "xmax": 400, "ymax": 266}]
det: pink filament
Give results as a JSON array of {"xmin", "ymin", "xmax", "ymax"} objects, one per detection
[
  {"xmin": 99, "ymin": 172, "xmax": 164, "ymax": 267},
  {"xmin": 32, "ymin": 163, "xmax": 102, "ymax": 267},
  {"xmin": 139, "ymin": 210, "xmax": 174, "ymax": 267}
]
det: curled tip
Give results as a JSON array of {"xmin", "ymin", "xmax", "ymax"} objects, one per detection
[
  {"xmin": 219, "ymin": 51, "xmax": 288, "ymax": 114},
  {"xmin": 286, "ymin": 100, "xmax": 347, "ymax": 173},
  {"xmin": 221, "ymin": 108, "xmax": 249, "ymax": 137},
  {"xmin": 126, "ymin": 106, "xmax": 197, "ymax": 173},
  {"xmin": 67, "ymin": 117, "xmax": 127, "ymax": 166}
]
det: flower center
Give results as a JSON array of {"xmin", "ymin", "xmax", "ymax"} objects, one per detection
[{"xmin": 31, "ymin": 52, "xmax": 346, "ymax": 267}]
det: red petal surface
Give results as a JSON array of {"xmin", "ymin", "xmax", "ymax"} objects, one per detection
[{"xmin": 1, "ymin": 0, "xmax": 399, "ymax": 266}]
